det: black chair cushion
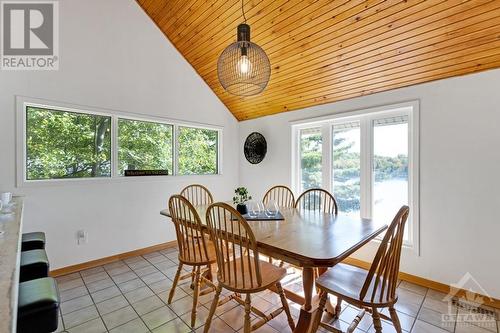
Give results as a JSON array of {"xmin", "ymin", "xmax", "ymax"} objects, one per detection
[
  {"xmin": 17, "ymin": 277, "xmax": 60, "ymax": 333},
  {"xmin": 22, "ymin": 232, "xmax": 46, "ymax": 251},
  {"xmin": 20, "ymin": 250, "xmax": 49, "ymax": 282}
]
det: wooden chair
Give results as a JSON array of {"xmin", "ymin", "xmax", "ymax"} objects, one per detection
[
  {"xmin": 204, "ymin": 203, "xmax": 296, "ymax": 333},
  {"xmin": 311, "ymin": 206, "xmax": 410, "ymax": 333},
  {"xmin": 295, "ymin": 188, "xmax": 338, "ymax": 215},
  {"xmin": 180, "ymin": 184, "xmax": 213, "ymax": 206},
  {"xmin": 263, "ymin": 185, "xmax": 295, "ymax": 208},
  {"xmin": 167, "ymin": 195, "xmax": 217, "ymax": 327}
]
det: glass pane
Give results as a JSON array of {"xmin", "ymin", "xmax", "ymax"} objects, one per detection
[
  {"xmin": 299, "ymin": 127, "xmax": 322, "ymax": 191},
  {"xmin": 26, "ymin": 106, "xmax": 111, "ymax": 180},
  {"xmin": 178, "ymin": 127, "xmax": 218, "ymax": 175},
  {"xmin": 118, "ymin": 119, "xmax": 173, "ymax": 175},
  {"xmin": 373, "ymin": 117, "xmax": 409, "ymax": 238},
  {"xmin": 332, "ymin": 122, "xmax": 361, "ymax": 217}
]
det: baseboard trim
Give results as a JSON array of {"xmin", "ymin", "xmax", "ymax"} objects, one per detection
[
  {"xmin": 50, "ymin": 241, "xmax": 177, "ymax": 277},
  {"xmin": 343, "ymin": 257, "xmax": 500, "ymax": 310}
]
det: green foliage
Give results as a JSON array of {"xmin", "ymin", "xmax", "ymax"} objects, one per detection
[
  {"xmin": 118, "ymin": 119, "xmax": 172, "ymax": 175},
  {"xmin": 26, "ymin": 106, "xmax": 219, "ymax": 180},
  {"xmin": 300, "ymin": 132, "xmax": 322, "ymax": 190},
  {"xmin": 178, "ymin": 127, "xmax": 218, "ymax": 175},
  {"xmin": 233, "ymin": 187, "xmax": 252, "ymax": 205},
  {"xmin": 26, "ymin": 107, "xmax": 111, "ymax": 180}
]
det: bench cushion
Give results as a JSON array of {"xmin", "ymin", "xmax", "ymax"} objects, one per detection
[
  {"xmin": 21, "ymin": 232, "xmax": 46, "ymax": 251},
  {"xmin": 20, "ymin": 250, "xmax": 49, "ymax": 282}
]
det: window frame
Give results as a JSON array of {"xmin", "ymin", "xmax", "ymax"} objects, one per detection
[
  {"xmin": 291, "ymin": 101, "xmax": 420, "ymax": 253},
  {"xmin": 16, "ymin": 97, "xmax": 223, "ymax": 186}
]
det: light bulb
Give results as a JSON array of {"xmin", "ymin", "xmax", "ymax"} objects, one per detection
[{"xmin": 237, "ymin": 55, "xmax": 251, "ymax": 74}]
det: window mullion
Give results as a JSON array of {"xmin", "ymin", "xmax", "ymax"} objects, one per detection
[
  {"xmin": 322, "ymin": 124, "xmax": 332, "ymax": 192},
  {"xmin": 111, "ymin": 116, "xmax": 118, "ymax": 178},
  {"xmin": 360, "ymin": 117, "xmax": 373, "ymax": 219},
  {"xmin": 173, "ymin": 125, "xmax": 179, "ymax": 176}
]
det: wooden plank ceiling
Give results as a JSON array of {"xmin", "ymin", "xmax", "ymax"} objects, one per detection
[{"xmin": 137, "ymin": 0, "xmax": 500, "ymax": 121}]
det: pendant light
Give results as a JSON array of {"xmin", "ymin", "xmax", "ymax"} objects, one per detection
[{"xmin": 217, "ymin": 0, "xmax": 271, "ymax": 96}]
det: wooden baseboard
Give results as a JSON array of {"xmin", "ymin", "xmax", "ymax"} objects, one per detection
[
  {"xmin": 50, "ymin": 241, "xmax": 177, "ymax": 277},
  {"xmin": 343, "ymin": 257, "xmax": 500, "ymax": 310}
]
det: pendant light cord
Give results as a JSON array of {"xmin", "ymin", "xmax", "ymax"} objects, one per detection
[{"xmin": 241, "ymin": 0, "xmax": 247, "ymax": 23}]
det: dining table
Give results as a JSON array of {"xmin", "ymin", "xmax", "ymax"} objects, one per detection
[{"xmin": 160, "ymin": 204, "xmax": 387, "ymax": 333}]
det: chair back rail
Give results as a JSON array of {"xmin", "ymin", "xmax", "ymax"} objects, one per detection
[
  {"xmin": 295, "ymin": 188, "xmax": 338, "ymax": 215},
  {"xmin": 360, "ymin": 205, "xmax": 410, "ymax": 304},
  {"xmin": 180, "ymin": 184, "xmax": 214, "ymax": 206},
  {"xmin": 206, "ymin": 203, "xmax": 262, "ymax": 290},
  {"xmin": 169, "ymin": 195, "xmax": 210, "ymax": 264},
  {"xmin": 263, "ymin": 185, "xmax": 295, "ymax": 208}
]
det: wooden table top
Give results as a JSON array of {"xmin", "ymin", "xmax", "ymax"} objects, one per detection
[{"xmin": 160, "ymin": 205, "xmax": 387, "ymax": 267}]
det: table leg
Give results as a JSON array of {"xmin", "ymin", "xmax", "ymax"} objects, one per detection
[{"xmin": 293, "ymin": 267, "xmax": 315, "ymax": 333}]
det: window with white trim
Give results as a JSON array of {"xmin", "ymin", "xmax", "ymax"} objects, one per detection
[
  {"xmin": 22, "ymin": 102, "xmax": 222, "ymax": 182},
  {"xmin": 293, "ymin": 103, "xmax": 419, "ymax": 248}
]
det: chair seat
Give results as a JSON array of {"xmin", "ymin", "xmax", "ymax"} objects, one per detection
[
  {"xmin": 220, "ymin": 259, "xmax": 287, "ymax": 293},
  {"xmin": 179, "ymin": 238, "xmax": 217, "ymax": 265},
  {"xmin": 18, "ymin": 277, "xmax": 60, "ymax": 333},
  {"xmin": 316, "ymin": 263, "xmax": 396, "ymax": 307},
  {"xmin": 20, "ymin": 250, "xmax": 50, "ymax": 282},
  {"xmin": 22, "ymin": 232, "xmax": 46, "ymax": 251}
]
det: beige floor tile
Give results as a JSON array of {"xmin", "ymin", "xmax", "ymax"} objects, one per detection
[
  {"xmin": 123, "ymin": 286, "xmax": 155, "ymax": 303},
  {"xmin": 179, "ymin": 305, "xmax": 211, "ymax": 329},
  {"xmin": 338, "ymin": 305, "xmax": 373, "ymax": 331},
  {"xmin": 411, "ymin": 320, "xmax": 451, "ymax": 333},
  {"xmin": 152, "ymin": 317, "xmax": 191, "ymax": 333},
  {"xmin": 111, "ymin": 271, "xmax": 138, "ymax": 285},
  {"xmin": 169, "ymin": 295, "xmax": 196, "ymax": 315},
  {"xmin": 86, "ymin": 278, "xmax": 115, "ymax": 293},
  {"xmin": 58, "ymin": 277, "xmax": 85, "ymax": 292},
  {"xmin": 79, "ymin": 266, "xmax": 105, "ymax": 277},
  {"xmin": 418, "ymin": 307, "xmax": 455, "ymax": 332},
  {"xmin": 118, "ymin": 278, "xmax": 146, "ymax": 293},
  {"xmin": 82, "ymin": 271, "xmax": 109, "ymax": 284},
  {"xmin": 109, "ymin": 318, "xmax": 149, "ymax": 333},
  {"xmin": 133, "ymin": 264, "xmax": 158, "ymax": 277},
  {"xmin": 61, "ymin": 294, "xmax": 94, "ymax": 315},
  {"xmin": 67, "ymin": 317, "xmax": 107, "ymax": 333},
  {"xmin": 101, "ymin": 305, "xmax": 138, "ymax": 329},
  {"xmin": 107, "ymin": 265, "xmax": 132, "ymax": 277},
  {"xmin": 148, "ymin": 277, "xmax": 172, "ymax": 294},
  {"xmin": 141, "ymin": 271, "xmax": 167, "ymax": 285},
  {"xmin": 60, "ymin": 285, "xmax": 88, "ymax": 302},
  {"xmin": 56, "ymin": 272, "xmax": 81, "ymax": 284},
  {"xmin": 63, "ymin": 305, "xmax": 100, "ymax": 329},
  {"xmin": 91, "ymin": 285, "xmax": 121, "ymax": 303},
  {"xmin": 131, "ymin": 295, "xmax": 165, "ymax": 316},
  {"xmin": 95, "ymin": 295, "xmax": 129, "ymax": 316},
  {"xmin": 219, "ymin": 303, "xmax": 256, "ymax": 331},
  {"xmin": 399, "ymin": 281, "xmax": 429, "ymax": 296},
  {"xmin": 141, "ymin": 305, "xmax": 177, "ymax": 330},
  {"xmin": 196, "ymin": 317, "xmax": 235, "ymax": 333}
]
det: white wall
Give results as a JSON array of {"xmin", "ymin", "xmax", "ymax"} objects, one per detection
[
  {"xmin": 0, "ymin": 0, "xmax": 238, "ymax": 269},
  {"xmin": 239, "ymin": 69, "xmax": 500, "ymax": 298}
]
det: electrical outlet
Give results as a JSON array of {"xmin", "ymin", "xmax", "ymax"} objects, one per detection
[{"xmin": 77, "ymin": 230, "xmax": 88, "ymax": 245}]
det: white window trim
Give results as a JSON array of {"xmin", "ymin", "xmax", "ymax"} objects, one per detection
[
  {"xmin": 291, "ymin": 101, "xmax": 420, "ymax": 255},
  {"xmin": 16, "ymin": 96, "xmax": 223, "ymax": 187}
]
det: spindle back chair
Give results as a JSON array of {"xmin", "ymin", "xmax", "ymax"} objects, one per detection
[{"xmin": 295, "ymin": 188, "xmax": 338, "ymax": 215}]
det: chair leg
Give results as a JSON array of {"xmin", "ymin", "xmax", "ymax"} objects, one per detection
[
  {"xmin": 190, "ymin": 267, "xmax": 201, "ymax": 327},
  {"xmin": 311, "ymin": 291, "xmax": 328, "ymax": 332},
  {"xmin": 168, "ymin": 263, "xmax": 183, "ymax": 304},
  {"xmin": 276, "ymin": 282, "xmax": 295, "ymax": 331},
  {"xmin": 389, "ymin": 306, "xmax": 403, "ymax": 333},
  {"xmin": 204, "ymin": 284, "xmax": 222, "ymax": 333},
  {"xmin": 244, "ymin": 293, "xmax": 252, "ymax": 333},
  {"xmin": 335, "ymin": 297, "xmax": 342, "ymax": 319},
  {"xmin": 372, "ymin": 307, "xmax": 383, "ymax": 333}
]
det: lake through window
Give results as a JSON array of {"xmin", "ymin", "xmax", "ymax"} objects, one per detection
[{"xmin": 293, "ymin": 104, "xmax": 418, "ymax": 247}]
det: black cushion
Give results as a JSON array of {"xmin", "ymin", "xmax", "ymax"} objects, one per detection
[
  {"xmin": 22, "ymin": 232, "xmax": 46, "ymax": 251},
  {"xmin": 20, "ymin": 250, "xmax": 49, "ymax": 282},
  {"xmin": 17, "ymin": 277, "xmax": 60, "ymax": 333}
]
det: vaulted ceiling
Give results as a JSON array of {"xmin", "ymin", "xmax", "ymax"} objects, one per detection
[{"xmin": 137, "ymin": 0, "xmax": 500, "ymax": 121}]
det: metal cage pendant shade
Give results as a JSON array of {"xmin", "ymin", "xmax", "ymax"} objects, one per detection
[{"xmin": 217, "ymin": 23, "xmax": 271, "ymax": 96}]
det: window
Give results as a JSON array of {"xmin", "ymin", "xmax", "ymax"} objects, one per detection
[
  {"xmin": 20, "ymin": 101, "xmax": 222, "ymax": 182},
  {"xmin": 332, "ymin": 122, "xmax": 361, "ymax": 217},
  {"xmin": 118, "ymin": 119, "xmax": 173, "ymax": 175},
  {"xmin": 293, "ymin": 102, "xmax": 419, "ymax": 248},
  {"xmin": 178, "ymin": 126, "xmax": 218, "ymax": 175},
  {"xmin": 26, "ymin": 106, "xmax": 111, "ymax": 180},
  {"xmin": 299, "ymin": 127, "xmax": 322, "ymax": 190}
]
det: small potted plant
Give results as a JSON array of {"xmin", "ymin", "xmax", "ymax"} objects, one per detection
[{"xmin": 233, "ymin": 187, "xmax": 252, "ymax": 215}]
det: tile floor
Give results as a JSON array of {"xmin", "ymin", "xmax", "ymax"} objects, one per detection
[{"xmin": 53, "ymin": 247, "xmax": 499, "ymax": 333}]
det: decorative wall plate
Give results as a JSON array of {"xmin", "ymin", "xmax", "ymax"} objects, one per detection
[{"xmin": 244, "ymin": 132, "xmax": 267, "ymax": 164}]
